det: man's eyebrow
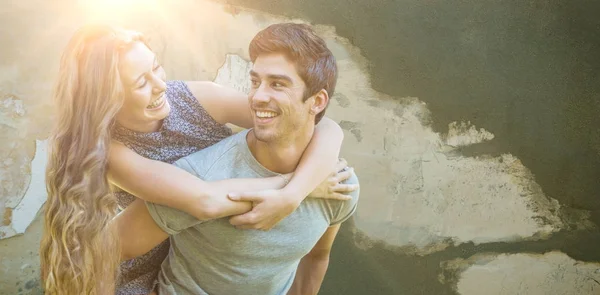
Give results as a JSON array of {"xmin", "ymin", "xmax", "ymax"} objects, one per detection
[
  {"xmin": 249, "ymin": 71, "xmax": 293, "ymax": 83},
  {"xmin": 267, "ymin": 74, "xmax": 293, "ymax": 83},
  {"xmin": 132, "ymin": 55, "xmax": 157, "ymax": 86}
]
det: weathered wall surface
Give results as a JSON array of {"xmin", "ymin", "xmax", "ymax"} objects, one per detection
[{"xmin": 1, "ymin": 0, "xmax": 599, "ymax": 294}]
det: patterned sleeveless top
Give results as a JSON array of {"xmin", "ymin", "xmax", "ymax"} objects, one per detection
[{"xmin": 112, "ymin": 80, "xmax": 232, "ymax": 295}]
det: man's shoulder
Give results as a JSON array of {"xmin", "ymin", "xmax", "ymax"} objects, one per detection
[
  {"xmin": 175, "ymin": 131, "xmax": 246, "ymax": 177},
  {"xmin": 184, "ymin": 131, "xmax": 243, "ymax": 160},
  {"xmin": 313, "ymin": 170, "xmax": 360, "ymax": 225}
]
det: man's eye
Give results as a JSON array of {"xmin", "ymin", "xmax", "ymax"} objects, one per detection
[
  {"xmin": 251, "ymin": 80, "xmax": 260, "ymax": 87},
  {"xmin": 137, "ymin": 80, "xmax": 147, "ymax": 88},
  {"xmin": 272, "ymin": 82, "xmax": 283, "ymax": 88}
]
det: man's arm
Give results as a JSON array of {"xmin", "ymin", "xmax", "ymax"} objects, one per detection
[
  {"xmin": 114, "ymin": 199, "xmax": 168, "ymax": 261},
  {"xmin": 287, "ymin": 225, "xmax": 341, "ymax": 295},
  {"xmin": 288, "ymin": 170, "xmax": 360, "ymax": 294}
]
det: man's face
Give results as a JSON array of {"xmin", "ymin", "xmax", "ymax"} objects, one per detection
[{"xmin": 248, "ymin": 53, "xmax": 313, "ymax": 143}]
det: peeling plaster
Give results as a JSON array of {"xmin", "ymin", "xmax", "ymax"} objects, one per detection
[
  {"xmin": 0, "ymin": 140, "xmax": 47, "ymax": 239},
  {"xmin": 440, "ymin": 252, "xmax": 600, "ymax": 295},
  {"xmin": 445, "ymin": 121, "xmax": 494, "ymax": 147}
]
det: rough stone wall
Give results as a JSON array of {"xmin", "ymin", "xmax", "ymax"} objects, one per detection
[{"xmin": 0, "ymin": 1, "xmax": 598, "ymax": 294}]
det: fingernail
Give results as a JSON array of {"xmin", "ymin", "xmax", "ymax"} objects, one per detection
[{"xmin": 228, "ymin": 193, "xmax": 239, "ymax": 200}]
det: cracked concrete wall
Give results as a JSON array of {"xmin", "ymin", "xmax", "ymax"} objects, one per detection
[{"xmin": 1, "ymin": 0, "xmax": 599, "ymax": 294}]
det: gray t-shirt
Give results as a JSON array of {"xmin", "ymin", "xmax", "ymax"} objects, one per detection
[{"xmin": 146, "ymin": 130, "xmax": 359, "ymax": 295}]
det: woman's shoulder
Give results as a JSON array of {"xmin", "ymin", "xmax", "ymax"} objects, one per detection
[
  {"xmin": 165, "ymin": 80, "xmax": 231, "ymax": 130},
  {"xmin": 165, "ymin": 80, "xmax": 201, "ymax": 110},
  {"xmin": 169, "ymin": 80, "xmax": 233, "ymax": 121},
  {"xmin": 166, "ymin": 80, "xmax": 192, "ymax": 99}
]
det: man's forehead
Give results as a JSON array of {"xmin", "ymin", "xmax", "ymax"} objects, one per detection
[{"xmin": 251, "ymin": 53, "xmax": 300, "ymax": 78}]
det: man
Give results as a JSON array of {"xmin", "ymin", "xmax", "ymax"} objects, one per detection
[{"xmin": 118, "ymin": 23, "xmax": 359, "ymax": 295}]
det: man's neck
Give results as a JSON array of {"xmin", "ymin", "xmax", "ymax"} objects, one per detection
[{"xmin": 246, "ymin": 129, "xmax": 314, "ymax": 174}]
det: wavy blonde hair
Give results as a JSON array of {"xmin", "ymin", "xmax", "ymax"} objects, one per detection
[{"xmin": 40, "ymin": 25, "xmax": 147, "ymax": 295}]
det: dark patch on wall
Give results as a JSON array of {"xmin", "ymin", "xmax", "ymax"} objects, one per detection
[
  {"xmin": 24, "ymin": 279, "xmax": 37, "ymax": 289},
  {"xmin": 21, "ymin": 278, "xmax": 42, "ymax": 295},
  {"xmin": 339, "ymin": 120, "xmax": 363, "ymax": 142},
  {"xmin": 332, "ymin": 92, "xmax": 351, "ymax": 108},
  {"xmin": 2, "ymin": 208, "xmax": 12, "ymax": 226},
  {"xmin": 323, "ymin": 219, "xmax": 456, "ymax": 295}
]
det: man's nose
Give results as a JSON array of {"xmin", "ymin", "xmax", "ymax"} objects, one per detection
[{"xmin": 251, "ymin": 86, "xmax": 271, "ymax": 104}]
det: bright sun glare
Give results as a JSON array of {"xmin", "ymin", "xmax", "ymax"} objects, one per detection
[{"xmin": 79, "ymin": 0, "xmax": 162, "ymax": 22}]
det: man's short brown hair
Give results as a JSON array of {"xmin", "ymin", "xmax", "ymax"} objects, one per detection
[{"xmin": 249, "ymin": 23, "xmax": 337, "ymax": 124}]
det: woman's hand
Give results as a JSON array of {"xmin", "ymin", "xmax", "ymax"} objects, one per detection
[
  {"xmin": 227, "ymin": 189, "xmax": 300, "ymax": 231},
  {"xmin": 309, "ymin": 158, "xmax": 358, "ymax": 201},
  {"xmin": 225, "ymin": 159, "xmax": 358, "ymax": 230}
]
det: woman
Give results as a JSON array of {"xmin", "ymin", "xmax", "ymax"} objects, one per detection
[{"xmin": 40, "ymin": 25, "xmax": 355, "ymax": 294}]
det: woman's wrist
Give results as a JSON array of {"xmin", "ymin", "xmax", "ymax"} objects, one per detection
[
  {"xmin": 279, "ymin": 183, "xmax": 306, "ymax": 208},
  {"xmin": 189, "ymin": 182, "xmax": 221, "ymax": 220}
]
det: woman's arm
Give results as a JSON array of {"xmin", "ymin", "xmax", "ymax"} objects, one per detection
[
  {"xmin": 108, "ymin": 137, "xmax": 351, "ymax": 225},
  {"xmin": 188, "ymin": 81, "xmax": 347, "ymax": 230},
  {"xmin": 108, "ymin": 141, "xmax": 290, "ymax": 220}
]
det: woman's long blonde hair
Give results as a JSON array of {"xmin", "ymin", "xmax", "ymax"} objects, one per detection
[{"xmin": 40, "ymin": 25, "xmax": 147, "ymax": 294}]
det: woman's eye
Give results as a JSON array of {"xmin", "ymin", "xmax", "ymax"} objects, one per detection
[
  {"xmin": 137, "ymin": 80, "xmax": 147, "ymax": 89},
  {"xmin": 153, "ymin": 64, "xmax": 161, "ymax": 71}
]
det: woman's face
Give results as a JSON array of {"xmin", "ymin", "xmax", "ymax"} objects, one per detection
[{"xmin": 116, "ymin": 41, "xmax": 169, "ymax": 132}]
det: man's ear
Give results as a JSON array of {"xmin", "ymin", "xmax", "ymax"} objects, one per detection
[{"xmin": 309, "ymin": 89, "xmax": 329, "ymax": 115}]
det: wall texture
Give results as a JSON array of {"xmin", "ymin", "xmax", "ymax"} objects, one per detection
[{"xmin": 0, "ymin": 0, "xmax": 598, "ymax": 294}]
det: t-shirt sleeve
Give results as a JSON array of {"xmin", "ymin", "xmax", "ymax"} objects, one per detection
[
  {"xmin": 145, "ymin": 157, "xmax": 206, "ymax": 235},
  {"xmin": 330, "ymin": 171, "xmax": 360, "ymax": 226}
]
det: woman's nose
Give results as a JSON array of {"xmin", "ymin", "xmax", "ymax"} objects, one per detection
[{"xmin": 152, "ymin": 76, "xmax": 167, "ymax": 93}]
